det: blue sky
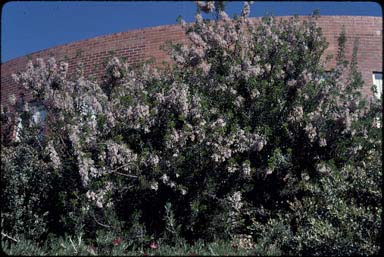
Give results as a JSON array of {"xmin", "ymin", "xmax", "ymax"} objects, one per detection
[{"xmin": 1, "ymin": 1, "xmax": 382, "ymax": 63}]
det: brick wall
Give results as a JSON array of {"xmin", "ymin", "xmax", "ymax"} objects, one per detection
[{"xmin": 1, "ymin": 16, "xmax": 382, "ymax": 108}]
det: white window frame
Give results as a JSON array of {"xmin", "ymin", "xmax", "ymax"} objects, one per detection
[
  {"xmin": 15, "ymin": 102, "xmax": 47, "ymax": 142},
  {"xmin": 31, "ymin": 104, "xmax": 47, "ymax": 126},
  {"xmin": 15, "ymin": 117, "xmax": 23, "ymax": 142},
  {"xmin": 372, "ymin": 72, "xmax": 382, "ymax": 99},
  {"xmin": 372, "ymin": 72, "xmax": 382, "ymax": 129}
]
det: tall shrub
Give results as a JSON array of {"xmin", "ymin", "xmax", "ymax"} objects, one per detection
[{"xmin": 1, "ymin": 2, "xmax": 381, "ymax": 255}]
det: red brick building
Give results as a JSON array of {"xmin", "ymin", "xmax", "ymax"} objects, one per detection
[{"xmin": 1, "ymin": 16, "xmax": 382, "ymax": 110}]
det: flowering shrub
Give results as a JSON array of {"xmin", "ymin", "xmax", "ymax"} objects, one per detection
[{"xmin": 1, "ymin": 2, "xmax": 381, "ymax": 255}]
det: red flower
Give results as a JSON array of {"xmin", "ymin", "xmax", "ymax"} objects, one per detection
[{"xmin": 112, "ymin": 237, "xmax": 122, "ymax": 246}]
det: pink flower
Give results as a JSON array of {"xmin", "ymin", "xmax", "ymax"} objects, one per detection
[
  {"xmin": 112, "ymin": 237, "xmax": 122, "ymax": 246},
  {"xmin": 241, "ymin": 2, "xmax": 251, "ymax": 17},
  {"xmin": 196, "ymin": 1, "xmax": 215, "ymax": 13},
  {"xmin": 219, "ymin": 11, "xmax": 230, "ymax": 22},
  {"xmin": 149, "ymin": 241, "xmax": 158, "ymax": 249}
]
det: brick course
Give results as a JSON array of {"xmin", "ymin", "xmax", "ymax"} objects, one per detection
[{"xmin": 1, "ymin": 16, "xmax": 382, "ymax": 107}]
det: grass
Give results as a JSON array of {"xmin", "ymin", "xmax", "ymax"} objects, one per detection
[{"xmin": 2, "ymin": 236, "xmax": 256, "ymax": 256}]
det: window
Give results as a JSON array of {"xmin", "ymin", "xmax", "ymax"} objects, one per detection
[
  {"xmin": 15, "ymin": 102, "xmax": 47, "ymax": 142},
  {"xmin": 31, "ymin": 104, "xmax": 47, "ymax": 126},
  {"xmin": 372, "ymin": 72, "xmax": 382, "ymax": 99},
  {"xmin": 372, "ymin": 72, "xmax": 382, "ymax": 129},
  {"xmin": 14, "ymin": 117, "xmax": 23, "ymax": 142}
]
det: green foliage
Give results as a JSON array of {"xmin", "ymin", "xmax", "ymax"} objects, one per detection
[
  {"xmin": 163, "ymin": 202, "xmax": 182, "ymax": 245},
  {"xmin": 1, "ymin": 144, "xmax": 51, "ymax": 241}
]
